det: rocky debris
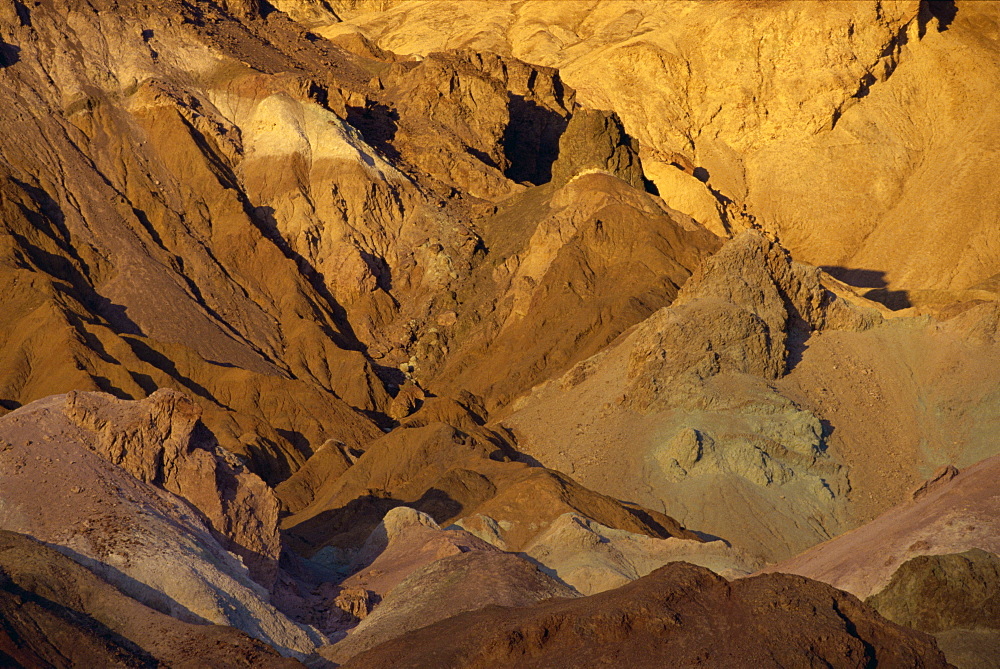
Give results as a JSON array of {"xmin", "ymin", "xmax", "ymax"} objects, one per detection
[
  {"xmin": 867, "ymin": 549, "xmax": 1000, "ymax": 669},
  {"xmin": 0, "ymin": 529, "xmax": 303, "ymax": 668},
  {"xmin": 332, "ymin": 586, "xmax": 376, "ymax": 621},
  {"xmin": 0, "ymin": 393, "xmax": 324, "ymax": 657},
  {"xmin": 221, "ymin": 0, "xmax": 262, "ymax": 19},
  {"xmin": 627, "ymin": 230, "xmax": 881, "ymax": 400},
  {"xmin": 523, "ymin": 512, "xmax": 760, "ymax": 595},
  {"xmin": 324, "ymin": 550, "xmax": 577, "ymax": 665},
  {"xmin": 342, "ymin": 562, "xmax": 949, "ymax": 668}
]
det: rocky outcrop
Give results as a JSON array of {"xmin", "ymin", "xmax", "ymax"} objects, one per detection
[
  {"xmin": 502, "ymin": 227, "xmax": 1000, "ymax": 562},
  {"xmin": 867, "ymin": 549, "xmax": 1000, "ymax": 633},
  {"xmin": 342, "ymin": 562, "xmax": 948, "ymax": 668},
  {"xmin": 0, "ymin": 393, "xmax": 323, "ymax": 656},
  {"xmin": 64, "ymin": 389, "xmax": 282, "ymax": 589},
  {"xmin": 550, "ymin": 108, "xmax": 645, "ymax": 189},
  {"xmin": 867, "ymin": 549, "xmax": 1000, "ymax": 669},
  {"xmin": 0, "ymin": 529, "xmax": 302, "ymax": 668}
]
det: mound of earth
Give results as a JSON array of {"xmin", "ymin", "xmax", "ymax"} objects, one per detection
[
  {"xmin": 342, "ymin": 561, "xmax": 948, "ymax": 668},
  {"xmin": 521, "ymin": 512, "xmax": 760, "ymax": 595}
]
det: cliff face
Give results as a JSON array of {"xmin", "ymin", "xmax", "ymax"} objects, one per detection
[{"xmin": 330, "ymin": 0, "xmax": 1000, "ymax": 296}]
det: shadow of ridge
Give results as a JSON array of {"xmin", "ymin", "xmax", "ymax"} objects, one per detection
[
  {"xmin": 513, "ymin": 551, "xmax": 582, "ymax": 596},
  {"xmin": 0, "ymin": 572, "xmax": 157, "ymax": 666},
  {"xmin": 285, "ymin": 489, "xmax": 470, "ymax": 567},
  {"xmin": 820, "ymin": 265, "xmax": 911, "ymax": 310},
  {"xmin": 503, "ymin": 94, "xmax": 569, "ymax": 186},
  {"xmin": 0, "ymin": 42, "xmax": 19, "ymax": 68},
  {"xmin": 921, "ymin": 0, "xmax": 957, "ymax": 34}
]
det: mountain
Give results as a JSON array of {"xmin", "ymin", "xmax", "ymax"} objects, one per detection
[{"xmin": 0, "ymin": 0, "xmax": 997, "ymax": 666}]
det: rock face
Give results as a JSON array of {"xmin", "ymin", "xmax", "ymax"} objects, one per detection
[
  {"xmin": 342, "ymin": 562, "xmax": 949, "ymax": 668},
  {"xmin": 64, "ymin": 389, "xmax": 282, "ymax": 589},
  {"xmin": 332, "ymin": 1, "xmax": 1000, "ymax": 298},
  {"xmin": 867, "ymin": 549, "xmax": 1000, "ymax": 669},
  {"xmin": 0, "ymin": 529, "xmax": 301, "ymax": 668},
  {"xmin": 549, "ymin": 108, "xmax": 645, "ymax": 189},
  {"xmin": 0, "ymin": 392, "xmax": 322, "ymax": 656}
]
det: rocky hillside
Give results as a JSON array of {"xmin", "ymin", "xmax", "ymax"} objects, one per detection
[{"xmin": 0, "ymin": 0, "xmax": 997, "ymax": 666}]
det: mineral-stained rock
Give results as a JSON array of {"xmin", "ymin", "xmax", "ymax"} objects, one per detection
[
  {"xmin": 0, "ymin": 529, "xmax": 302, "ymax": 668},
  {"xmin": 0, "ymin": 392, "xmax": 323, "ymax": 656},
  {"xmin": 765, "ymin": 453, "xmax": 1000, "ymax": 601},
  {"xmin": 333, "ymin": 1, "xmax": 1000, "ymax": 296},
  {"xmin": 63, "ymin": 388, "xmax": 282, "ymax": 590},
  {"xmin": 342, "ymin": 562, "xmax": 949, "ymax": 668}
]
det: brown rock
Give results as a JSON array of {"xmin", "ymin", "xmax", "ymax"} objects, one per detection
[
  {"xmin": 64, "ymin": 389, "xmax": 281, "ymax": 590},
  {"xmin": 342, "ymin": 562, "xmax": 948, "ymax": 668},
  {"xmin": 325, "ymin": 550, "xmax": 577, "ymax": 664},
  {"xmin": 912, "ymin": 464, "xmax": 960, "ymax": 501}
]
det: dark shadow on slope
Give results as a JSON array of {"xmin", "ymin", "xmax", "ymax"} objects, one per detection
[
  {"xmin": 285, "ymin": 489, "xmax": 468, "ymax": 560},
  {"xmin": 346, "ymin": 102, "xmax": 400, "ymax": 162},
  {"xmin": 920, "ymin": 1, "xmax": 957, "ymax": 34},
  {"xmin": 0, "ymin": 577, "xmax": 158, "ymax": 667},
  {"xmin": 821, "ymin": 266, "xmax": 911, "ymax": 310},
  {"xmin": 122, "ymin": 336, "xmax": 232, "ymax": 410},
  {"xmin": 503, "ymin": 94, "xmax": 568, "ymax": 185},
  {"xmin": 11, "ymin": 180, "xmax": 145, "ymax": 336},
  {"xmin": 0, "ymin": 42, "xmax": 19, "ymax": 68}
]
